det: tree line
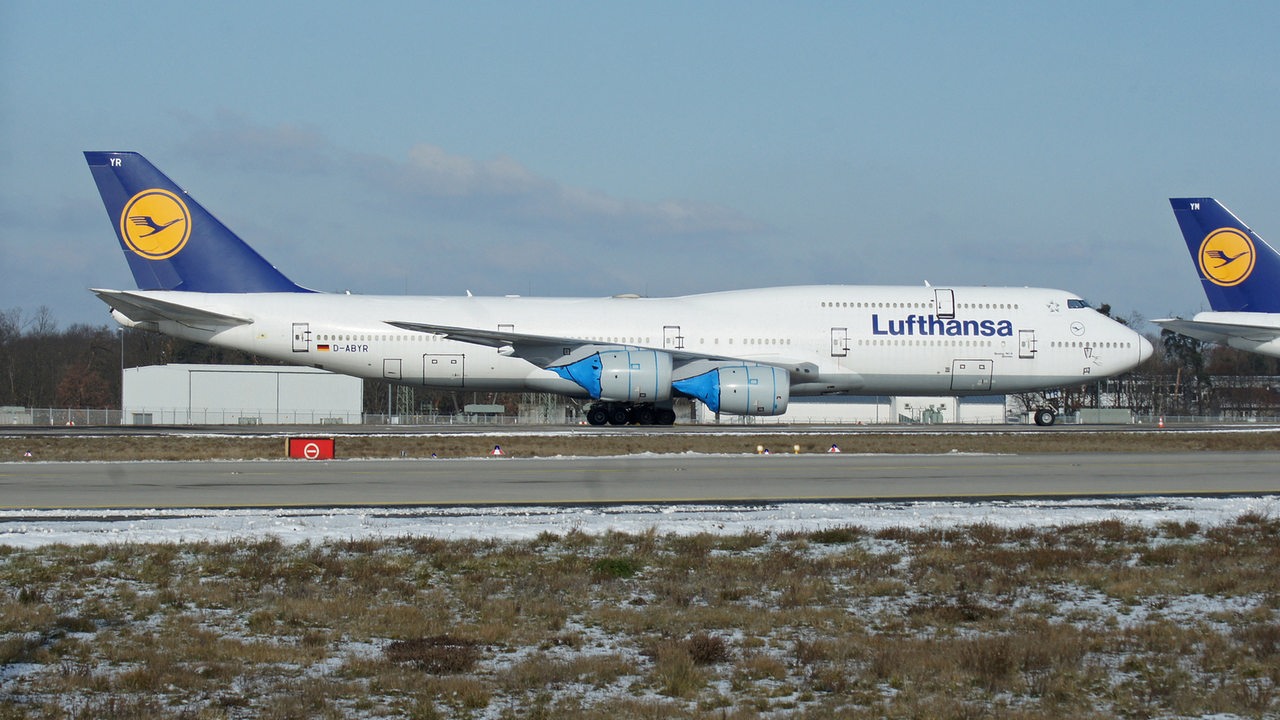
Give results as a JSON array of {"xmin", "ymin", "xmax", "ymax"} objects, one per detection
[
  {"xmin": 3, "ymin": 305, "xmax": 1279, "ymax": 417},
  {"xmin": 0, "ymin": 307, "xmax": 274, "ymax": 411}
]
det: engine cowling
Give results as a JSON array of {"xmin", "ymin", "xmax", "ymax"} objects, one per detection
[
  {"xmin": 672, "ymin": 361, "xmax": 790, "ymax": 415},
  {"xmin": 550, "ymin": 349, "xmax": 673, "ymax": 402}
]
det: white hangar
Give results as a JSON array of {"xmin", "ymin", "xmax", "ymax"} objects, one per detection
[{"xmin": 122, "ymin": 364, "xmax": 363, "ymax": 425}]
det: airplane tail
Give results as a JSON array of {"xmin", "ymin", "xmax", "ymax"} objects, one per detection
[
  {"xmin": 1169, "ymin": 198, "xmax": 1280, "ymax": 313},
  {"xmin": 84, "ymin": 151, "xmax": 309, "ymax": 293}
]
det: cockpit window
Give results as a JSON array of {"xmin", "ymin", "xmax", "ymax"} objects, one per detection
[{"xmin": 1067, "ymin": 299, "xmax": 1090, "ymax": 309}]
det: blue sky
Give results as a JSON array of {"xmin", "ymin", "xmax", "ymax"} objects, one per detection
[{"xmin": 3, "ymin": 1, "xmax": 1278, "ymax": 332}]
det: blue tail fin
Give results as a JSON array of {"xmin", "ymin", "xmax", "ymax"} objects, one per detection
[
  {"xmin": 1169, "ymin": 198, "xmax": 1280, "ymax": 313},
  {"xmin": 84, "ymin": 151, "xmax": 309, "ymax": 293}
]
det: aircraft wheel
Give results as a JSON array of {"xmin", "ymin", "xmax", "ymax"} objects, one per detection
[
  {"xmin": 1034, "ymin": 408, "xmax": 1056, "ymax": 426},
  {"xmin": 586, "ymin": 406, "xmax": 610, "ymax": 426},
  {"xmin": 656, "ymin": 408, "xmax": 676, "ymax": 425},
  {"xmin": 633, "ymin": 406, "xmax": 656, "ymax": 425},
  {"xmin": 607, "ymin": 405, "xmax": 630, "ymax": 426}
]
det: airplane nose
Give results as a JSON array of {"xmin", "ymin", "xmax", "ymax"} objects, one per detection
[{"xmin": 1137, "ymin": 335, "xmax": 1154, "ymax": 364}]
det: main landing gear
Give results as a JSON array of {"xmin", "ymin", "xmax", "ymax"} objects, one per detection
[
  {"xmin": 1033, "ymin": 408, "xmax": 1057, "ymax": 426},
  {"xmin": 586, "ymin": 402, "xmax": 677, "ymax": 426}
]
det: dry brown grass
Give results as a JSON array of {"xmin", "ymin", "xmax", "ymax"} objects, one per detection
[
  {"xmin": 4, "ymin": 426, "xmax": 1279, "ymax": 461},
  {"xmin": 384, "ymin": 635, "xmax": 482, "ymax": 674},
  {"xmin": 2, "ymin": 517, "xmax": 1278, "ymax": 717}
]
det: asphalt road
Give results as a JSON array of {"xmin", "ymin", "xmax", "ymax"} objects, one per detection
[{"xmin": 2, "ymin": 451, "xmax": 1276, "ymax": 510}]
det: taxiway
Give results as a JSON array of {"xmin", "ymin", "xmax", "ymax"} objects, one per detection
[{"xmin": 2, "ymin": 451, "xmax": 1276, "ymax": 510}]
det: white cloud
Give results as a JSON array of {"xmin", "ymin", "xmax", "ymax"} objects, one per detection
[{"xmin": 183, "ymin": 116, "xmax": 765, "ymax": 239}]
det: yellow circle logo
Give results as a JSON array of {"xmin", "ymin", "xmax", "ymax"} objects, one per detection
[
  {"xmin": 1197, "ymin": 227, "xmax": 1255, "ymax": 287},
  {"xmin": 119, "ymin": 189, "xmax": 191, "ymax": 260}
]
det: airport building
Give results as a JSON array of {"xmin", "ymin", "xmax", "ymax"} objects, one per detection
[{"xmin": 122, "ymin": 364, "xmax": 362, "ymax": 425}]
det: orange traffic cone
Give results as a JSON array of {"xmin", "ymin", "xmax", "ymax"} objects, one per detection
[
  {"xmin": 491, "ymin": 445, "xmax": 505, "ymax": 455},
  {"xmin": 1158, "ymin": 416, "xmax": 1165, "ymax": 428}
]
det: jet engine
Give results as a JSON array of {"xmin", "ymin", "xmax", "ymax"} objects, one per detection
[
  {"xmin": 549, "ymin": 348, "xmax": 673, "ymax": 403},
  {"xmin": 672, "ymin": 361, "xmax": 790, "ymax": 415}
]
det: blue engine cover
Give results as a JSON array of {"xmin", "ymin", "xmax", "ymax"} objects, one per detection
[
  {"xmin": 672, "ymin": 363, "xmax": 789, "ymax": 415},
  {"xmin": 551, "ymin": 349, "xmax": 672, "ymax": 402}
]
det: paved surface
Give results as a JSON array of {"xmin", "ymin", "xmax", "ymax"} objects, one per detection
[{"xmin": 2, "ymin": 452, "xmax": 1276, "ymax": 509}]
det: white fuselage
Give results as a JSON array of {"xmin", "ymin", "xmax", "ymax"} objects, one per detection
[{"xmin": 120, "ymin": 284, "xmax": 1152, "ymax": 399}]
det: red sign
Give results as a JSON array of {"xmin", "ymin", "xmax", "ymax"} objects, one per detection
[{"xmin": 287, "ymin": 437, "xmax": 335, "ymax": 460}]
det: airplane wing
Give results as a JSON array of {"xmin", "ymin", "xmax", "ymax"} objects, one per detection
[
  {"xmin": 93, "ymin": 289, "xmax": 253, "ymax": 329},
  {"xmin": 384, "ymin": 320, "xmax": 819, "ymax": 375},
  {"xmin": 1152, "ymin": 317, "xmax": 1280, "ymax": 344}
]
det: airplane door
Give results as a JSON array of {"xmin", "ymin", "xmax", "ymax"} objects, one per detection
[
  {"xmin": 663, "ymin": 325, "xmax": 684, "ymax": 349},
  {"xmin": 292, "ymin": 323, "xmax": 310, "ymax": 352},
  {"xmin": 383, "ymin": 358, "xmax": 402, "ymax": 380},
  {"xmin": 950, "ymin": 359, "xmax": 993, "ymax": 391},
  {"xmin": 1019, "ymin": 330, "xmax": 1037, "ymax": 359},
  {"xmin": 830, "ymin": 327, "xmax": 849, "ymax": 357},
  {"xmin": 935, "ymin": 289, "xmax": 955, "ymax": 319},
  {"xmin": 423, "ymin": 354, "xmax": 464, "ymax": 387}
]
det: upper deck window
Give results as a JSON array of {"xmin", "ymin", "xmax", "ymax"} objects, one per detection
[{"xmin": 1067, "ymin": 299, "xmax": 1090, "ymax": 309}]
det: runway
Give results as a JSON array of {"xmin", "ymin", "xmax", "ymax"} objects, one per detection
[{"xmin": 2, "ymin": 451, "xmax": 1277, "ymax": 510}]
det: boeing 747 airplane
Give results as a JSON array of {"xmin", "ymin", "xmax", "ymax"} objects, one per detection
[
  {"xmin": 1155, "ymin": 198, "xmax": 1280, "ymax": 358},
  {"xmin": 85, "ymin": 152, "xmax": 1152, "ymax": 426}
]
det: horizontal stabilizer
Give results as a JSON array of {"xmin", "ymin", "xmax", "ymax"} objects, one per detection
[
  {"xmin": 93, "ymin": 289, "xmax": 253, "ymax": 329},
  {"xmin": 1153, "ymin": 316, "xmax": 1280, "ymax": 345}
]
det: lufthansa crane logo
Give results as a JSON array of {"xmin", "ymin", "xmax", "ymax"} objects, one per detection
[
  {"xmin": 1197, "ymin": 227, "xmax": 1255, "ymax": 287},
  {"xmin": 120, "ymin": 189, "xmax": 191, "ymax": 260}
]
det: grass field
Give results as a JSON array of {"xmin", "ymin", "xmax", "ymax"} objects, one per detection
[{"xmin": 3, "ymin": 516, "xmax": 1279, "ymax": 718}]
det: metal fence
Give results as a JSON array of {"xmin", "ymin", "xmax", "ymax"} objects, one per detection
[
  {"xmin": 1132, "ymin": 414, "xmax": 1280, "ymax": 425},
  {"xmin": 364, "ymin": 413, "xmax": 534, "ymax": 426},
  {"xmin": 8, "ymin": 408, "xmax": 124, "ymax": 427},
  {"xmin": 7, "ymin": 407, "xmax": 1280, "ymax": 427},
  {"xmin": 8, "ymin": 408, "xmax": 547, "ymax": 427},
  {"xmin": 120, "ymin": 409, "xmax": 366, "ymax": 426}
]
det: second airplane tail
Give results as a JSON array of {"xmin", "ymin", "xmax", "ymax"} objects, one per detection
[
  {"xmin": 1170, "ymin": 197, "xmax": 1280, "ymax": 313},
  {"xmin": 84, "ymin": 152, "xmax": 309, "ymax": 293}
]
